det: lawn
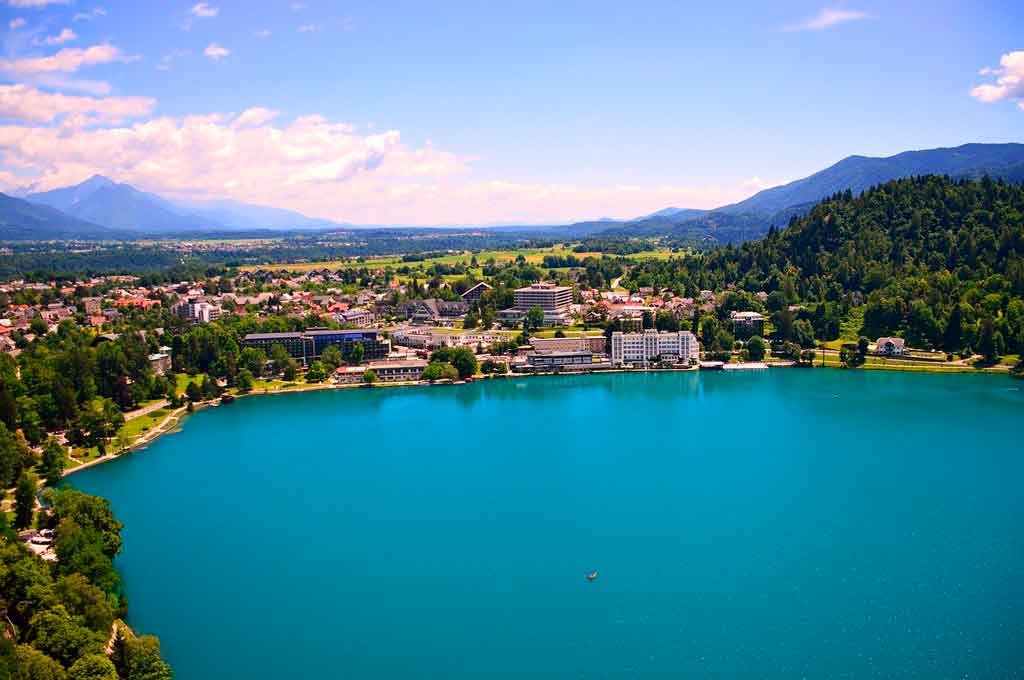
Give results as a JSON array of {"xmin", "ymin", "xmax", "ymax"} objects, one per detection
[
  {"xmin": 119, "ymin": 407, "xmax": 174, "ymax": 441},
  {"xmin": 174, "ymin": 372, "xmax": 207, "ymax": 396},
  {"xmin": 819, "ymin": 351, "xmax": 992, "ymax": 374},
  {"xmin": 820, "ymin": 308, "xmax": 868, "ymax": 350},
  {"xmin": 244, "ymin": 378, "xmax": 325, "ymax": 393}
]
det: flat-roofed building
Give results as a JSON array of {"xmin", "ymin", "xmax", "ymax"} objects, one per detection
[
  {"xmin": 176, "ymin": 298, "xmax": 222, "ymax": 323},
  {"xmin": 500, "ymin": 282, "xmax": 573, "ymax": 326},
  {"xmin": 242, "ymin": 329, "xmax": 390, "ymax": 364},
  {"xmin": 337, "ymin": 308, "xmax": 375, "ymax": 326},
  {"xmin": 366, "ymin": 359, "xmax": 428, "ymax": 382},
  {"xmin": 390, "ymin": 328, "xmax": 454, "ymax": 350},
  {"xmin": 334, "ymin": 366, "xmax": 368, "ymax": 384},
  {"xmin": 530, "ymin": 335, "xmax": 606, "ymax": 355},
  {"xmin": 527, "ymin": 350, "xmax": 594, "ymax": 368},
  {"xmin": 610, "ymin": 330, "xmax": 699, "ymax": 366},
  {"xmin": 515, "ymin": 282, "xmax": 572, "ymax": 316}
]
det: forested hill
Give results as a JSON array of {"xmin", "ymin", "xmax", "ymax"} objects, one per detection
[
  {"xmin": 627, "ymin": 175, "xmax": 1024, "ymax": 354},
  {"xmin": 608, "ymin": 143, "xmax": 1024, "ymax": 245},
  {"xmin": 714, "ymin": 142, "xmax": 1024, "ymax": 217}
]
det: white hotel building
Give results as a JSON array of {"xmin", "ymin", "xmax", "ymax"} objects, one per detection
[{"xmin": 610, "ymin": 330, "xmax": 699, "ymax": 366}]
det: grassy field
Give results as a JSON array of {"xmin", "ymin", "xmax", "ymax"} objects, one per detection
[
  {"xmin": 820, "ymin": 306, "xmax": 868, "ymax": 350},
  {"xmin": 119, "ymin": 408, "xmax": 173, "ymax": 441},
  {"xmin": 819, "ymin": 351, "xmax": 1002, "ymax": 374},
  {"xmin": 175, "ymin": 372, "xmax": 207, "ymax": 396},
  {"xmin": 237, "ymin": 243, "xmax": 677, "ymax": 274}
]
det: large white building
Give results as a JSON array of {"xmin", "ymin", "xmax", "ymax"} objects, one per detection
[
  {"xmin": 176, "ymin": 298, "xmax": 222, "ymax": 323},
  {"xmin": 610, "ymin": 330, "xmax": 699, "ymax": 366},
  {"xmin": 499, "ymin": 282, "xmax": 573, "ymax": 326}
]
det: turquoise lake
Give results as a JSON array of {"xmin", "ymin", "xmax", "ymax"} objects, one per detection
[{"xmin": 70, "ymin": 370, "xmax": 1024, "ymax": 678}]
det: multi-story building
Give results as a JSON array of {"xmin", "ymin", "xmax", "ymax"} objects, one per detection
[
  {"xmin": 515, "ymin": 283, "xmax": 572, "ymax": 318},
  {"xmin": 176, "ymin": 298, "xmax": 222, "ymax": 323},
  {"xmin": 337, "ymin": 308, "xmax": 375, "ymax": 326},
  {"xmin": 461, "ymin": 282, "xmax": 493, "ymax": 304},
  {"xmin": 730, "ymin": 311, "xmax": 765, "ymax": 338},
  {"xmin": 500, "ymin": 282, "xmax": 573, "ymax": 326},
  {"xmin": 390, "ymin": 328, "xmax": 454, "ymax": 350},
  {"xmin": 242, "ymin": 329, "xmax": 391, "ymax": 364},
  {"xmin": 610, "ymin": 330, "xmax": 699, "ymax": 366},
  {"xmin": 530, "ymin": 335, "xmax": 606, "ymax": 354}
]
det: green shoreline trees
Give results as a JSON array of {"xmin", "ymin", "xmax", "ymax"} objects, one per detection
[
  {"xmin": 0, "ymin": 488, "xmax": 172, "ymax": 679},
  {"xmin": 627, "ymin": 176, "xmax": 1024, "ymax": 361}
]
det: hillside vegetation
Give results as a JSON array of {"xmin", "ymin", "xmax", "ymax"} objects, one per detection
[{"xmin": 627, "ymin": 175, "xmax": 1024, "ymax": 356}]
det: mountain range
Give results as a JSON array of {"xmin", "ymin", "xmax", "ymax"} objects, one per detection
[
  {"xmin": 0, "ymin": 192, "xmax": 127, "ymax": 241},
  {"xmin": 3, "ymin": 175, "xmax": 346, "ymax": 239},
  {"xmin": 1, "ymin": 142, "xmax": 1022, "ymax": 242},
  {"xmin": 611, "ymin": 142, "xmax": 1024, "ymax": 244}
]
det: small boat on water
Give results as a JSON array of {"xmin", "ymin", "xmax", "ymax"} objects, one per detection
[{"xmin": 586, "ymin": 571, "xmax": 598, "ymax": 582}]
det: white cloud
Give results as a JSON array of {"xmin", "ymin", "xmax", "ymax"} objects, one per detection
[
  {"xmin": 0, "ymin": 44, "xmax": 139, "ymax": 75},
  {"xmin": 32, "ymin": 74, "xmax": 112, "ymax": 95},
  {"xmin": 6, "ymin": 0, "xmax": 70, "ymax": 6},
  {"xmin": 73, "ymin": 7, "xmax": 107, "ymax": 21},
  {"xmin": 34, "ymin": 28, "xmax": 76, "ymax": 46},
  {"xmin": 232, "ymin": 107, "xmax": 279, "ymax": 128},
  {"xmin": 297, "ymin": 24, "xmax": 319, "ymax": 33},
  {"xmin": 203, "ymin": 43, "xmax": 229, "ymax": 60},
  {"xmin": 254, "ymin": 28, "xmax": 271, "ymax": 38},
  {"xmin": 784, "ymin": 8, "xmax": 872, "ymax": 32},
  {"xmin": 971, "ymin": 51, "xmax": 1024, "ymax": 111},
  {"xmin": 0, "ymin": 112, "xmax": 468, "ymax": 218},
  {"xmin": 9, "ymin": 17, "xmax": 26, "ymax": 29},
  {"xmin": 0, "ymin": 101, "xmax": 778, "ymax": 224},
  {"xmin": 190, "ymin": 2, "xmax": 218, "ymax": 18},
  {"xmin": 156, "ymin": 49, "xmax": 191, "ymax": 72},
  {"xmin": 290, "ymin": 2, "xmax": 306, "ymax": 10},
  {"xmin": 0, "ymin": 83, "xmax": 154, "ymax": 124}
]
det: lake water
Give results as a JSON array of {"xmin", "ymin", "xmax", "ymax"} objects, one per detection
[{"xmin": 70, "ymin": 370, "xmax": 1024, "ymax": 679}]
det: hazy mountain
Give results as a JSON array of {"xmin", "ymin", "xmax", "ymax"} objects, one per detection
[
  {"xmin": 715, "ymin": 143, "xmax": 1024, "ymax": 216},
  {"xmin": 625, "ymin": 143, "xmax": 1024, "ymax": 245},
  {"xmin": 26, "ymin": 175, "xmax": 223, "ymax": 234},
  {"xmin": 638, "ymin": 207, "xmax": 708, "ymax": 221},
  {"xmin": 168, "ymin": 198, "xmax": 344, "ymax": 230},
  {"xmin": 0, "ymin": 192, "xmax": 127, "ymax": 240}
]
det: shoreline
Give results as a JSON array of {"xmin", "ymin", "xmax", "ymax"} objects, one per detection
[{"xmin": 61, "ymin": 361, "xmax": 1017, "ymax": 478}]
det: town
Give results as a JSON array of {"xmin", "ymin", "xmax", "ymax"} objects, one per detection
[{"xmin": 3, "ymin": 249, "xmax": 1005, "ymax": 407}]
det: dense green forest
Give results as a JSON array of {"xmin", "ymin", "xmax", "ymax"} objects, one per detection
[
  {"xmin": 626, "ymin": 176, "xmax": 1024, "ymax": 357},
  {"xmin": 0, "ymin": 487, "xmax": 173, "ymax": 679}
]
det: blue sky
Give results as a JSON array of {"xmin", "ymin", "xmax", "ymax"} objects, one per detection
[{"xmin": 0, "ymin": 0, "xmax": 1021, "ymax": 224}]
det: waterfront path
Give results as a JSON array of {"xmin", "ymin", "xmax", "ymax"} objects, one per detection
[{"xmin": 122, "ymin": 399, "xmax": 170, "ymax": 421}]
